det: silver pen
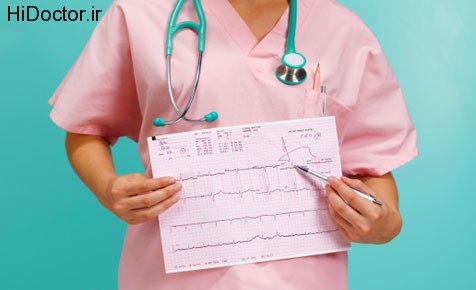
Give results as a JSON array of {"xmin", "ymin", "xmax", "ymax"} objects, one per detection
[{"xmin": 294, "ymin": 165, "xmax": 383, "ymax": 207}]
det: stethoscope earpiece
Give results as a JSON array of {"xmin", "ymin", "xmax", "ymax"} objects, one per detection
[
  {"xmin": 204, "ymin": 111, "xmax": 219, "ymax": 122},
  {"xmin": 153, "ymin": 118, "xmax": 166, "ymax": 127},
  {"xmin": 154, "ymin": 111, "xmax": 218, "ymax": 127}
]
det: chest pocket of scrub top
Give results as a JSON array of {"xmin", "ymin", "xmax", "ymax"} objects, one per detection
[{"xmin": 303, "ymin": 88, "xmax": 353, "ymax": 145}]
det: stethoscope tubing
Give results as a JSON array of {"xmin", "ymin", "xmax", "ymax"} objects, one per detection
[
  {"xmin": 165, "ymin": 53, "xmax": 205, "ymax": 125},
  {"xmin": 156, "ymin": 0, "xmax": 306, "ymax": 127}
]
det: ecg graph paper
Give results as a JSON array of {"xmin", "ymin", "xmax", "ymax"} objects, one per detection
[{"xmin": 147, "ymin": 117, "xmax": 350, "ymax": 273}]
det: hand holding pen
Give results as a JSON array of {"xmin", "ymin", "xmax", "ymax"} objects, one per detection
[
  {"xmin": 295, "ymin": 165, "xmax": 382, "ymax": 206},
  {"xmin": 295, "ymin": 166, "xmax": 402, "ymax": 244}
]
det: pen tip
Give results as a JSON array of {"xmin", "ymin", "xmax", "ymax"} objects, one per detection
[{"xmin": 294, "ymin": 165, "xmax": 308, "ymax": 172}]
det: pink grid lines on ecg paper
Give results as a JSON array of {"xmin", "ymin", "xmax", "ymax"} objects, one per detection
[{"xmin": 147, "ymin": 117, "xmax": 351, "ymax": 273}]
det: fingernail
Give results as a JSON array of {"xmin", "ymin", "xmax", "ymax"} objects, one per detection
[
  {"xmin": 171, "ymin": 195, "xmax": 180, "ymax": 203},
  {"xmin": 167, "ymin": 177, "xmax": 176, "ymax": 183},
  {"xmin": 328, "ymin": 176, "xmax": 336, "ymax": 183},
  {"xmin": 173, "ymin": 183, "xmax": 183, "ymax": 191}
]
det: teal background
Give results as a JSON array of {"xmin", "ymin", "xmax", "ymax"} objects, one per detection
[{"xmin": 1, "ymin": 0, "xmax": 474, "ymax": 289}]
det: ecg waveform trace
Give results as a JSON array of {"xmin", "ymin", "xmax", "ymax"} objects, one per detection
[
  {"xmin": 148, "ymin": 117, "xmax": 350, "ymax": 273},
  {"xmin": 171, "ymin": 208, "xmax": 328, "ymax": 229},
  {"xmin": 278, "ymin": 136, "xmax": 318, "ymax": 162},
  {"xmin": 173, "ymin": 229, "xmax": 339, "ymax": 252}
]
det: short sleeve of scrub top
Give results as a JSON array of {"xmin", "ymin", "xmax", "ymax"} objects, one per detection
[
  {"xmin": 48, "ymin": 1, "xmax": 141, "ymax": 145},
  {"xmin": 48, "ymin": 0, "xmax": 418, "ymax": 289}
]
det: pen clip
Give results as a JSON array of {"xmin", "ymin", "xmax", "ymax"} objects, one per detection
[{"xmin": 321, "ymin": 85, "xmax": 327, "ymax": 117}]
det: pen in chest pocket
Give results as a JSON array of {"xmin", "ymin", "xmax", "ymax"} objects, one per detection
[
  {"xmin": 312, "ymin": 63, "xmax": 320, "ymax": 91},
  {"xmin": 312, "ymin": 63, "xmax": 327, "ymax": 116}
]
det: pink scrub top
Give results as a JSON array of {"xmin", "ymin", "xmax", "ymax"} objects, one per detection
[{"xmin": 49, "ymin": 0, "xmax": 418, "ymax": 289}]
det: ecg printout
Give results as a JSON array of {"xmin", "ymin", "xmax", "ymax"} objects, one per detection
[{"xmin": 148, "ymin": 117, "xmax": 351, "ymax": 273}]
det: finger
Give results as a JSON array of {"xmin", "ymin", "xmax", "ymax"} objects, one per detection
[
  {"xmin": 132, "ymin": 194, "xmax": 181, "ymax": 221},
  {"xmin": 123, "ymin": 176, "xmax": 177, "ymax": 196},
  {"xmin": 328, "ymin": 176, "xmax": 377, "ymax": 216},
  {"xmin": 126, "ymin": 182, "xmax": 182, "ymax": 210},
  {"xmin": 327, "ymin": 199, "xmax": 354, "ymax": 242},
  {"xmin": 327, "ymin": 198, "xmax": 353, "ymax": 230},
  {"xmin": 327, "ymin": 185, "xmax": 367, "ymax": 228},
  {"xmin": 341, "ymin": 176, "xmax": 384, "ymax": 220}
]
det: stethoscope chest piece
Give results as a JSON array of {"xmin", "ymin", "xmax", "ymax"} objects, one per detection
[{"xmin": 276, "ymin": 52, "xmax": 307, "ymax": 85}]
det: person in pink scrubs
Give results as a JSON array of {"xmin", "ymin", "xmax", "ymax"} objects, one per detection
[{"xmin": 49, "ymin": 0, "xmax": 418, "ymax": 289}]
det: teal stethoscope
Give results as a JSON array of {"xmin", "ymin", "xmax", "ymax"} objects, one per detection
[{"xmin": 153, "ymin": 0, "xmax": 307, "ymax": 127}]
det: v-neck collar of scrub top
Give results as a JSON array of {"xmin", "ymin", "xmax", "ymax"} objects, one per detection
[{"xmin": 202, "ymin": 0, "xmax": 317, "ymax": 57}]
